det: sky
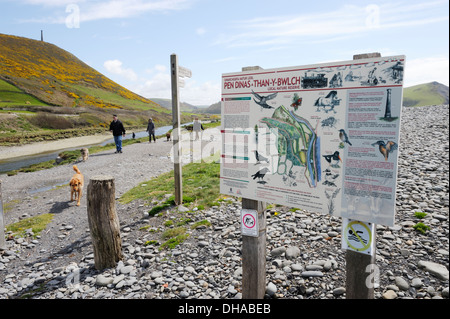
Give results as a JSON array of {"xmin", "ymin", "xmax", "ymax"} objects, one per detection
[{"xmin": 0, "ymin": 0, "xmax": 448, "ymax": 106}]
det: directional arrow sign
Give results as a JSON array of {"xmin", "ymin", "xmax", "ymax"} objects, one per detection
[{"xmin": 178, "ymin": 66, "xmax": 192, "ymax": 78}]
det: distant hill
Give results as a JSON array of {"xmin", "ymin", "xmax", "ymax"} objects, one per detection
[
  {"xmin": 403, "ymin": 82, "xmax": 449, "ymax": 107},
  {"xmin": 203, "ymin": 101, "xmax": 221, "ymax": 114},
  {"xmin": 151, "ymin": 98, "xmax": 201, "ymax": 113},
  {"xmin": 0, "ymin": 33, "xmax": 174, "ymax": 126}
]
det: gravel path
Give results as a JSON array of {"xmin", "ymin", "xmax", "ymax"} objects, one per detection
[{"xmin": 0, "ymin": 106, "xmax": 448, "ymax": 300}]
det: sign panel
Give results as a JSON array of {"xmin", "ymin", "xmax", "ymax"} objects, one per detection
[
  {"xmin": 220, "ymin": 56, "xmax": 405, "ymax": 227},
  {"xmin": 341, "ymin": 218, "xmax": 375, "ymax": 255},
  {"xmin": 241, "ymin": 209, "xmax": 259, "ymax": 237},
  {"xmin": 178, "ymin": 66, "xmax": 192, "ymax": 78}
]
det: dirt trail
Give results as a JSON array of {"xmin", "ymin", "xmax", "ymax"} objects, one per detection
[
  {"xmin": 0, "ymin": 129, "xmax": 220, "ymax": 271},
  {"xmin": 0, "ymin": 133, "xmax": 112, "ymax": 161}
]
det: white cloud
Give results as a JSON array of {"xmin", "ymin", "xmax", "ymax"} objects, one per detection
[
  {"xmin": 128, "ymin": 65, "xmax": 219, "ymax": 105},
  {"xmin": 404, "ymin": 56, "xmax": 449, "ymax": 87},
  {"xmin": 104, "ymin": 59, "xmax": 138, "ymax": 81},
  {"xmin": 216, "ymin": 2, "xmax": 449, "ymax": 48},
  {"xmin": 18, "ymin": 0, "xmax": 192, "ymax": 24},
  {"xmin": 181, "ymin": 80, "xmax": 221, "ymax": 105}
]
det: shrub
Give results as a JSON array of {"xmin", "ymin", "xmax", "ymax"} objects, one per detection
[
  {"xmin": 413, "ymin": 222, "xmax": 430, "ymax": 234},
  {"xmin": 414, "ymin": 211, "xmax": 427, "ymax": 219},
  {"xmin": 29, "ymin": 112, "xmax": 73, "ymax": 129}
]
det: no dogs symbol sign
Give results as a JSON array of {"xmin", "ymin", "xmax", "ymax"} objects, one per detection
[
  {"xmin": 241, "ymin": 209, "xmax": 258, "ymax": 237},
  {"xmin": 342, "ymin": 219, "xmax": 375, "ymax": 255}
]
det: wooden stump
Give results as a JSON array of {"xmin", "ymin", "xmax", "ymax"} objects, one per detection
[{"xmin": 87, "ymin": 176, "xmax": 122, "ymax": 270}]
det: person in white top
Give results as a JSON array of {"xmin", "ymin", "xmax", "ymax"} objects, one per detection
[{"xmin": 193, "ymin": 118, "xmax": 203, "ymax": 141}]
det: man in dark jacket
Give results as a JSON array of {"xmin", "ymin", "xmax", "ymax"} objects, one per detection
[
  {"xmin": 146, "ymin": 118, "xmax": 156, "ymax": 143},
  {"xmin": 109, "ymin": 114, "xmax": 126, "ymax": 153}
]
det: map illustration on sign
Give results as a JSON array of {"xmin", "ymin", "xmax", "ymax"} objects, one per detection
[
  {"xmin": 221, "ymin": 55, "xmax": 405, "ymax": 227},
  {"xmin": 260, "ymin": 105, "xmax": 321, "ymax": 188}
]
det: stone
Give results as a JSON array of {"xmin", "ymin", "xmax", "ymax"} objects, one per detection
[
  {"xmin": 418, "ymin": 261, "xmax": 449, "ymax": 281},
  {"xmin": 411, "ymin": 278, "xmax": 423, "ymax": 289},
  {"xmin": 270, "ymin": 246, "xmax": 286, "ymax": 257},
  {"xmin": 96, "ymin": 275, "xmax": 113, "ymax": 287},
  {"xmin": 301, "ymin": 271, "xmax": 323, "ymax": 277},
  {"xmin": 285, "ymin": 246, "xmax": 300, "ymax": 259},
  {"xmin": 382, "ymin": 290, "xmax": 398, "ymax": 299},
  {"xmin": 395, "ymin": 276, "xmax": 410, "ymax": 291},
  {"xmin": 120, "ymin": 265, "xmax": 134, "ymax": 275},
  {"xmin": 266, "ymin": 282, "xmax": 277, "ymax": 297},
  {"xmin": 333, "ymin": 287, "xmax": 346, "ymax": 296}
]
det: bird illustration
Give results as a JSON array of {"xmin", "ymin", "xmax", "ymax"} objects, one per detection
[
  {"xmin": 323, "ymin": 169, "xmax": 339, "ymax": 187},
  {"xmin": 339, "ymin": 129, "xmax": 352, "ymax": 146},
  {"xmin": 251, "ymin": 90, "xmax": 277, "ymax": 109},
  {"xmin": 251, "ymin": 167, "xmax": 270, "ymax": 181},
  {"xmin": 253, "ymin": 150, "xmax": 269, "ymax": 164},
  {"xmin": 371, "ymin": 140, "xmax": 398, "ymax": 161},
  {"xmin": 323, "ymin": 151, "xmax": 342, "ymax": 168}
]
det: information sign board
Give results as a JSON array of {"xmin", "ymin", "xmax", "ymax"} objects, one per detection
[{"xmin": 220, "ymin": 56, "xmax": 405, "ymax": 227}]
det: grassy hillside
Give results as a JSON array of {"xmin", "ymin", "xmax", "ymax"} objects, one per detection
[
  {"xmin": 0, "ymin": 34, "xmax": 165, "ymax": 112},
  {"xmin": 0, "ymin": 33, "xmax": 195, "ymax": 144},
  {"xmin": 403, "ymin": 82, "xmax": 449, "ymax": 107}
]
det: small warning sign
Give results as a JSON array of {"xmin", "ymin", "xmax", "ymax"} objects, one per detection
[
  {"xmin": 241, "ymin": 209, "xmax": 258, "ymax": 237},
  {"xmin": 342, "ymin": 218, "xmax": 375, "ymax": 255}
]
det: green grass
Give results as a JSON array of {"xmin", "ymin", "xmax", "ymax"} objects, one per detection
[
  {"xmin": 414, "ymin": 211, "xmax": 427, "ymax": 219},
  {"xmin": 6, "ymin": 213, "xmax": 54, "ymax": 238},
  {"xmin": 191, "ymin": 219, "xmax": 211, "ymax": 229},
  {"xmin": 0, "ymin": 78, "xmax": 49, "ymax": 107},
  {"xmin": 119, "ymin": 158, "xmax": 221, "ymax": 209},
  {"xmin": 160, "ymin": 226, "xmax": 189, "ymax": 250},
  {"xmin": 413, "ymin": 222, "xmax": 430, "ymax": 234}
]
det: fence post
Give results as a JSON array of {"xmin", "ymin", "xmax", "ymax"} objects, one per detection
[
  {"xmin": 0, "ymin": 180, "xmax": 6, "ymax": 250},
  {"xmin": 345, "ymin": 52, "xmax": 380, "ymax": 299},
  {"xmin": 87, "ymin": 175, "xmax": 123, "ymax": 270},
  {"xmin": 241, "ymin": 65, "xmax": 267, "ymax": 299}
]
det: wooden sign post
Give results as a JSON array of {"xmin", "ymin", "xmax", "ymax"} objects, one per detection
[
  {"xmin": 240, "ymin": 66, "xmax": 267, "ymax": 299},
  {"xmin": 0, "ymin": 180, "xmax": 6, "ymax": 250},
  {"xmin": 171, "ymin": 54, "xmax": 183, "ymax": 206},
  {"xmin": 344, "ymin": 52, "xmax": 381, "ymax": 299},
  {"xmin": 170, "ymin": 54, "xmax": 192, "ymax": 205}
]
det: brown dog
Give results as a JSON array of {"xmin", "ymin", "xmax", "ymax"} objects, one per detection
[
  {"xmin": 70, "ymin": 165, "xmax": 84, "ymax": 206},
  {"xmin": 81, "ymin": 148, "xmax": 89, "ymax": 161}
]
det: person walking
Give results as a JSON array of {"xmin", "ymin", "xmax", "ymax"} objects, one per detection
[
  {"xmin": 193, "ymin": 117, "xmax": 203, "ymax": 141},
  {"xmin": 146, "ymin": 118, "xmax": 156, "ymax": 143},
  {"xmin": 109, "ymin": 114, "xmax": 126, "ymax": 153}
]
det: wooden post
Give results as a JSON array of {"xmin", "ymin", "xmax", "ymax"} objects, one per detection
[
  {"xmin": 345, "ymin": 52, "xmax": 380, "ymax": 299},
  {"xmin": 87, "ymin": 176, "xmax": 123, "ymax": 270},
  {"xmin": 171, "ymin": 54, "xmax": 183, "ymax": 205},
  {"xmin": 241, "ymin": 65, "xmax": 267, "ymax": 299},
  {"xmin": 242, "ymin": 198, "xmax": 266, "ymax": 299},
  {"xmin": 0, "ymin": 180, "xmax": 6, "ymax": 250}
]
